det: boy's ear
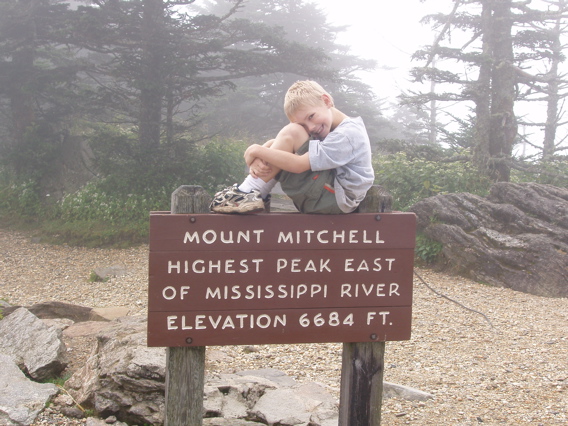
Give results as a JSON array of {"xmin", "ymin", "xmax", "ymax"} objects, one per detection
[{"xmin": 321, "ymin": 94, "xmax": 333, "ymax": 107}]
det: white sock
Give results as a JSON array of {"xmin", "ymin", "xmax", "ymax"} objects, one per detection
[{"xmin": 239, "ymin": 176, "xmax": 277, "ymax": 199}]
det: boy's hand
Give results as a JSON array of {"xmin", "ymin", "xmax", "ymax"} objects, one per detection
[
  {"xmin": 249, "ymin": 158, "xmax": 273, "ymax": 178},
  {"xmin": 244, "ymin": 144, "xmax": 259, "ymax": 166}
]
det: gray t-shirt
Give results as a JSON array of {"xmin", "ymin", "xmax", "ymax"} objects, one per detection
[{"xmin": 308, "ymin": 116, "xmax": 374, "ymax": 213}]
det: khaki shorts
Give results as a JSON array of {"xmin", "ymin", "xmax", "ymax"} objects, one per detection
[{"xmin": 276, "ymin": 141, "xmax": 344, "ymax": 214}]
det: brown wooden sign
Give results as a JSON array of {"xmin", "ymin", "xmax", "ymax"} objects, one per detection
[{"xmin": 148, "ymin": 212, "xmax": 416, "ymax": 347}]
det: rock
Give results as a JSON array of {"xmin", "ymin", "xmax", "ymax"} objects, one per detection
[
  {"xmin": 236, "ymin": 368, "xmax": 298, "ymax": 387},
  {"xmin": 383, "ymin": 381, "xmax": 434, "ymax": 401},
  {"xmin": 41, "ymin": 317, "xmax": 75, "ymax": 332},
  {"xmin": 65, "ymin": 316, "xmax": 431, "ymax": 425},
  {"xmin": 410, "ymin": 183, "xmax": 568, "ymax": 297},
  {"xmin": 0, "ymin": 354, "xmax": 59, "ymax": 425},
  {"xmin": 86, "ymin": 418, "xmax": 129, "ymax": 426},
  {"xmin": 2, "ymin": 301, "xmax": 108, "ymax": 322},
  {"xmin": 248, "ymin": 382, "xmax": 338, "ymax": 426},
  {"xmin": 63, "ymin": 321, "xmax": 113, "ymax": 339},
  {"xmin": 65, "ymin": 316, "xmax": 166, "ymax": 426},
  {"xmin": 203, "ymin": 419, "xmax": 262, "ymax": 425},
  {"xmin": 60, "ymin": 406, "xmax": 85, "ymax": 419},
  {"xmin": 489, "ymin": 182, "xmax": 568, "ymax": 228},
  {"xmin": 0, "ymin": 307, "xmax": 67, "ymax": 380},
  {"xmin": 91, "ymin": 306, "xmax": 130, "ymax": 321},
  {"xmin": 91, "ymin": 265, "xmax": 128, "ymax": 281}
]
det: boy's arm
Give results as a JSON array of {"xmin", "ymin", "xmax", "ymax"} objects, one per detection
[{"xmin": 245, "ymin": 144, "xmax": 311, "ymax": 174}]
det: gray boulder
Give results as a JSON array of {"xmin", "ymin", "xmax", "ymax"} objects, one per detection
[
  {"xmin": 383, "ymin": 381, "xmax": 434, "ymax": 401},
  {"xmin": 65, "ymin": 316, "xmax": 432, "ymax": 425},
  {"xmin": 0, "ymin": 307, "xmax": 67, "ymax": 380},
  {"xmin": 91, "ymin": 265, "xmax": 129, "ymax": 282},
  {"xmin": 0, "ymin": 354, "xmax": 59, "ymax": 425},
  {"xmin": 65, "ymin": 316, "xmax": 166, "ymax": 426},
  {"xmin": 410, "ymin": 182, "xmax": 568, "ymax": 297},
  {"xmin": 205, "ymin": 369, "xmax": 339, "ymax": 425},
  {"xmin": 2, "ymin": 301, "xmax": 109, "ymax": 322}
]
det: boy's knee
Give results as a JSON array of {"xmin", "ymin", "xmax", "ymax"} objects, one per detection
[{"xmin": 279, "ymin": 123, "xmax": 309, "ymax": 146}]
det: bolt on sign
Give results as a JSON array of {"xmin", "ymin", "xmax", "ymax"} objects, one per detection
[{"xmin": 148, "ymin": 212, "xmax": 416, "ymax": 347}]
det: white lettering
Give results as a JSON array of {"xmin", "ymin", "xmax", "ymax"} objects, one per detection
[
  {"xmin": 365, "ymin": 311, "xmax": 390, "ymax": 325},
  {"xmin": 340, "ymin": 283, "xmax": 402, "ymax": 298},
  {"xmin": 220, "ymin": 231, "xmax": 234, "ymax": 243},
  {"xmin": 195, "ymin": 315, "xmax": 206, "ymax": 329},
  {"xmin": 202, "ymin": 230, "xmax": 217, "ymax": 244},
  {"xmin": 167, "ymin": 316, "xmax": 178, "ymax": 330},
  {"xmin": 183, "ymin": 231, "xmax": 199, "ymax": 244},
  {"xmin": 206, "ymin": 287, "xmax": 221, "ymax": 299},
  {"xmin": 168, "ymin": 261, "xmax": 180, "ymax": 274},
  {"xmin": 222, "ymin": 316, "xmax": 235, "ymax": 329},
  {"xmin": 162, "ymin": 286, "xmax": 176, "ymax": 300},
  {"xmin": 180, "ymin": 286, "xmax": 190, "ymax": 299},
  {"xmin": 389, "ymin": 283, "xmax": 400, "ymax": 296},
  {"xmin": 278, "ymin": 231, "xmax": 293, "ymax": 243},
  {"xmin": 183, "ymin": 229, "xmax": 265, "ymax": 244},
  {"xmin": 209, "ymin": 315, "xmax": 222, "ymax": 329},
  {"xmin": 333, "ymin": 230, "xmax": 345, "ymax": 243}
]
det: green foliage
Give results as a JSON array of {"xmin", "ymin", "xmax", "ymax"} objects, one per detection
[
  {"xmin": 511, "ymin": 158, "xmax": 568, "ymax": 188},
  {"xmin": 0, "ymin": 121, "xmax": 64, "ymax": 182},
  {"xmin": 194, "ymin": 138, "xmax": 250, "ymax": 192},
  {"xmin": 58, "ymin": 181, "xmax": 170, "ymax": 225},
  {"xmin": 89, "ymin": 271, "xmax": 107, "ymax": 283},
  {"xmin": 0, "ymin": 122, "xmax": 251, "ymax": 246},
  {"xmin": 415, "ymin": 234, "xmax": 444, "ymax": 264},
  {"xmin": 87, "ymin": 125, "xmax": 249, "ymax": 194},
  {"xmin": 48, "ymin": 181, "xmax": 171, "ymax": 246},
  {"xmin": 0, "ymin": 176, "xmax": 43, "ymax": 220},
  {"xmin": 374, "ymin": 151, "xmax": 493, "ymax": 211},
  {"xmin": 41, "ymin": 372, "xmax": 72, "ymax": 388},
  {"xmin": 40, "ymin": 130, "xmax": 249, "ymax": 246}
]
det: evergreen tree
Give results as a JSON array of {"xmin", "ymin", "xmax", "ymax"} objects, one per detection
[
  {"xmin": 0, "ymin": 0, "xmax": 79, "ymax": 177},
  {"xmin": 403, "ymin": 0, "xmax": 567, "ymax": 182},
  {"xmin": 193, "ymin": 0, "xmax": 384, "ymax": 144}
]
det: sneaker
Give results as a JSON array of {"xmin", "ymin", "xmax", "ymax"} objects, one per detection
[{"xmin": 210, "ymin": 184, "xmax": 265, "ymax": 214}]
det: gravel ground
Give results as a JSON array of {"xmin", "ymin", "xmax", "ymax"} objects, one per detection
[{"xmin": 1, "ymin": 228, "xmax": 566, "ymax": 425}]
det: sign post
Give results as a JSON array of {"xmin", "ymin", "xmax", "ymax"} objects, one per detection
[
  {"xmin": 163, "ymin": 185, "xmax": 209, "ymax": 426},
  {"xmin": 151, "ymin": 185, "xmax": 415, "ymax": 425},
  {"xmin": 339, "ymin": 185, "xmax": 392, "ymax": 426}
]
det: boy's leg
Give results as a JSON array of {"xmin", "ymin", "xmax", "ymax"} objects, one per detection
[
  {"xmin": 239, "ymin": 123, "xmax": 309, "ymax": 195},
  {"xmin": 260, "ymin": 123, "xmax": 311, "ymax": 181},
  {"xmin": 210, "ymin": 124, "xmax": 309, "ymax": 214}
]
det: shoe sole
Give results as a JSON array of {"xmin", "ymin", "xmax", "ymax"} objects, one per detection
[{"xmin": 211, "ymin": 203, "xmax": 265, "ymax": 214}]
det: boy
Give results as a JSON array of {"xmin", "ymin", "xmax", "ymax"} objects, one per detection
[{"xmin": 210, "ymin": 80, "xmax": 374, "ymax": 214}]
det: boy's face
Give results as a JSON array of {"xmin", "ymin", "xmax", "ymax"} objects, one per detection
[{"xmin": 288, "ymin": 95, "xmax": 334, "ymax": 141}]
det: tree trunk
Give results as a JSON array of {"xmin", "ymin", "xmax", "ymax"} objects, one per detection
[
  {"xmin": 9, "ymin": 0, "xmax": 37, "ymax": 174},
  {"xmin": 488, "ymin": 0, "xmax": 517, "ymax": 182},
  {"xmin": 139, "ymin": 0, "xmax": 165, "ymax": 154},
  {"xmin": 543, "ymin": 14, "xmax": 563, "ymax": 160},
  {"xmin": 429, "ymin": 58, "xmax": 438, "ymax": 145},
  {"xmin": 472, "ymin": 0, "xmax": 493, "ymax": 176}
]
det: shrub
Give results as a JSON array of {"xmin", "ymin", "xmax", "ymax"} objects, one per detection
[
  {"xmin": 511, "ymin": 157, "xmax": 568, "ymax": 188},
  {"xmin": 43, "ymin": 134, "xmax": 250, "ymax": 246},
  {"xmin": 373, "ymin": 152, "xmax": 492, "ymax": 211},
  {"xmin": 0, "ymin": 176, "xmax": 43, "ymax": 220},
  {"xmin": 415, "ymin": 233, "xmax": 444, "ymax": 264}
]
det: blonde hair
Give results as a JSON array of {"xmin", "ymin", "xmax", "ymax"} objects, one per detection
[{"xmin": 284, "ymin": 81, "xmax": 334, "ymax": 119}]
